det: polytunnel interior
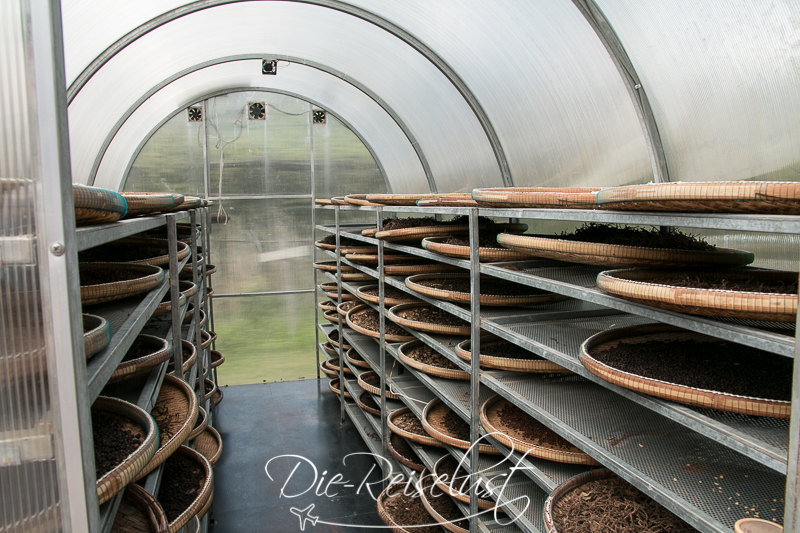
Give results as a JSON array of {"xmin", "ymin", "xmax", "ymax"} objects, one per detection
[{"xmin": 2, "ymin": 0, "xmax": 800, "ymax": 532}]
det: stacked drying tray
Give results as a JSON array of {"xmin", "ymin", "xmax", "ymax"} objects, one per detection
[
  {"xmin": 73, "ymin": 185, "xmax": 219, "ymax": 533},
  {"xmin": 313, "ymin": 184, "xmax": 800, "ymax": 533}
]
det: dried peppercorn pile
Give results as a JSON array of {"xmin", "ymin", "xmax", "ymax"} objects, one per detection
[
  {"xmin": 420, "ymin": 474, "xmax": 468, "ymax": 530},
  {"xmin": 555, "ymin": 223, "xmax": 714, "ymax": 251},
  {"xmin": 360, "ymin": 391, "xmax": 380, "ymax": 411},
  {"xmin": 80, "ymin": 267, "xmax": 146, "ymax": 285},
  {"xmin": 393, "ymin": 412, "xmax": 427, "ymax": 436},
  {"xmin": 497, "ymin": 402, "xmax": 578, "ymax": 451},
  {"xmin": 318, "ymin": 234, "xmax": 364, "ymax": 247},
  {"xmin": 382, "ymin": 485, "xmax": 447, "ymax": 533},
  {"xmin": 637, "ymin": 273, "xmax": 797, "ymax": 294},
  {"xmin": 405, "ymin": 344, "xmax": 460, "ymax": 370},
  {"xmin": 441, "ymin": 409, "xmax": 470, "ymax": 441},
  {"xmin": 361, "ymin": 286, "xmax": 414, "ymax": 300},
  {"xmin": 79, "ymin": 242, "xmax": 168, "ymax": 263},
  {"xmin": 553, "ymin": 475, "xmax": 695, "ymax": 533},
  {"xmin": 398, "ymin": 307, "xmax": 468, "ymax": 328},
  {"xmin": 121, "ymin": 337, "xmax": 158, "ymax": 362},
  {"xmin": 151, "ymin": 401, "xmax": 182, "ymax": 442},
  {"xmin": 158, "ymin": 453, "xmax": 204, "ymax": 522},
  {"xmin": 593, "ymin": 339, "xmax": 792, "ymax": 400},
  {"xmin": 92, "ymin": 412, "xmax": 143, "ymax": 478},
  {"xmin": 390, "ymin": 433, "xmax": 420, "ymax": 464},
  {"xmin": 350, "ymin": 308, "xmax": 409, "ymax": 336},
  {"xmin": 481, "ymin": 340, "xmax": 544, "ymax": 360},
  {"xmin": 417, "ymin": 277, "xmax": 547, "ymax": 296}
]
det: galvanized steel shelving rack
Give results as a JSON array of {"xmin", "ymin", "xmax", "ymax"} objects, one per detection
[
  {"xmin": 75, "ymin": 207, "xmax": 215, "ymax": 532},
  {"xmin": 314, "ymin": 202, "xmax": 800, "ymax": 533}
]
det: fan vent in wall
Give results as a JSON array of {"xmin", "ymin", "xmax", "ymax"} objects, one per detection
[
  {"xmin": 187, "ymin": 106, "xmax": 202, "ymax": 122},
  {"xmin": 313, "ymin": 110, "xmax": 327, "ymax": 125},
  {"xmin": 248, "ymin": 102, "xmax": 266, "ymax": 120}
]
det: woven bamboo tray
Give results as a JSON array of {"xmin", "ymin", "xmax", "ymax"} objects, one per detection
[
  {"xmin": 108, "ymin": 334, "xmax": 173, "ymax": 384},
  {"xmin": 417, "ymin": 197, "xmax": 479, "ymax": 207},
  {"xmin": 387, "ymin": 434, "xmax": 425, "ymax": 472},
  {"xmin": 422, "ymin": 236, "xmax": 532, "ymax": 262},
  {"xmin": 432, "ymin": 455, "xmax": 496, "ymax": 511},
  {"xmin": 159, "ymin": 446, "xmax": 213, "ymax": 533},
  {"xmin": 84, "ymin": 314, "xmax": 111, "ymax": 359},
  {"xmin": 543, "ymin": 468, "xmax": 615, "ymax": 533},
  {"xmin": 377, "ymin": 482, "xmax": 440, "ymax": 533},
  {"xmin": 389, "ymin": 304, "xmax": 471, "ymax": 336},
  {"xmin": 388, "ymin": 407, "xmax": 444, "ymax": 448},
  {"xmin": 161, "ymin": 196, "xmax": 202, "ymax": 213},
  {"xmin": 328, "ymin": 378, "xmax": 353, "ymax": 399},
  {"xmin": 331, "ymin": 196, "xmax": 348, "ymax": 205},
  {"xmin": 347, "ymin": 304, "xmax": 415, "ymax": 342},
  {"xmin": 367, "ymin": 193, "xmax": 474, "ymax": 206},
  {"xmin": 320, "ymin": 358, "xmax": 353, "ymax": 376},
  {"xmin": 110, "ymin": 481, "xmax": 169, "ymax": 533},
  {"xmin": 358, "ymin": 370, "xmax": 400, "ymax": 399},
  {"xmin": 80, "ymin": 238, "xmax": 190, "ymax": 267},
  {"xmin": 200, "ymin": 330, "xmax": 215, "ymax": 350},
  {"xmin": 121, "ymin": 193, "xmax": 181, "ymax": 217},
  {"xmin": 326, "ymin": 357, "xmax": 353, "ymax": 375},
  {"xmin": 346, "ymin": 348, "xmax": 371, "ymax": 369},
  {"xmin": 94, "ymin": 397, "xmax": 159, "ymax": 505},
  {"xmin": 375, "ymin": 222, "xmax": 528, "ymax": 242},
  {"xmin": 385, "ymin": 263, "xmax": 462, "ymax": 276},
  {"xmin": 397, "ymin": 340, "xmax": 469, "ymax": 380},
  {"xmin": 320, "ymin": 282, "xmax": 359, "ymax": 301},
  {"xmin": 497, "ymin": 233, "xmax": 755, "ymax": 269},
  {"xmin": 135, "ymin": 375, "xmax": 198, "ymax": 482},
  {"xmin": 73, "ymin": 184, "xmax": 127, "ymax": 225},
  {"xmin": 198, "ymin": 378, "xmax": 216, "ymax": 402},
  {"xmin": 337, "ymin": 301, "xmax": 362, "ymax": 317},
  {"xmin": 213, "ymin": 387, "xmax": 223, "ymax": 406},
  {"xmin": 188, "ymin": 407, "xmax": 207, "ymax": 442},
  {"xmin": 326, "ymin": 330, "xmax": 352, "ymax": 350},
  {"xmin": 422, "ymin": 399, "xmax": 501, "ymax": 455},
  {"xmin": 357, "ymin": 284, "xmax": 421, "ymax": 306},
  {"xmin": 324, "ymin": 310, "xmax": 341, "ymax": 324},
  {"xmin": 418, "ymin": 468, "xmax": 468, "ymax": 533},
  {"xmin": 153, "ymin": 280, "xmax": 196, "ymax": 316},
  {"xmin": 597, "ymin": 268, "xmax": 798, "ymax": 322},
  {"xmin": 357, "ymin": 390, "xmax": 382, "ymax": 416},
  {"xmin": 313, "ymin": 261, "xmax": 359, "ymax": 273},
  {"xmin": 315, "ymin": 240, "xmax": 378, "ymax": 254},
  {"xmin": 196, "ymin": 488, "xmax": 213, "ymax": 521},
  {"xmin": 194, "ymin": 426, "xmax": 222, "ymax": 467},
  {"xmin": 580, "ymin": 323, "xmax": 791, "ymax": 418},
  {"xmin": 315, "ymin": 198, "xmax": 333, "ymax": 205},
  {"xmin": 318, "ymin": 300, "xmax": 336, "ymax": 313},
  {"xmin": 455, "ymin": 336, "xmax": 569, "ymax": 373},
  {"xmin": 596, "ymin": 181, "xmax": 800, "ymax": 214},
  {"xmin": 344, "ymin": 194, "xmax": 384, "ymax": 206},
  {"xmin": 80, "ymin": 263, "xmax": 164, "ymax": 305},
  {"xmin": 346, "ymin": 253, "xmax": 419, "ymax": 265},
  {"xmin": 210, "ymin": 350, "xmax": 224, "ymax": 369},
  {"xmin": 362, "ymin": 227, "xmax": 379, "ymax": 237},
  {"xmin": 406, "ymin": 273, "xmax": 565, "ymax": 307},
  {"xmin": 481, "ymin": 395, "xmax": 599, "ymax": 464},
  {"xmin": 472, "ymin": 187, "xmax": 601, "ymax": 208},
  {"xmin": 322, "ymin": 342, "xmax": 338, "ymax": 356},
  {"xmin": 178, "ymin": 262, "xmax": 215, "ymax": 281},
  {"xmin": 183, "ymin": 307, "xmax": 206, "ymax": 330},
  {"xmin": 140, "ymin": 224, "xmax": 195, "ymax": 244},
  {"xmin": 169, "ymin": 339, "xmax": 197, "ymax": 375}
]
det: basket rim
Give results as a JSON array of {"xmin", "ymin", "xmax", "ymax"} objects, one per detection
[
  {"xmin": 597, "ymin": 181, "xmax": 800, "ymax": 203},
  {"xmin": 117, "ymin": 482, "xmax": 169, "ymax": 533},
  {"xmin": 471, "ymin": 187, "xmax": 601, "ymax": 208},
  {"xmin": 580, "ymin": 323, "xmax": 791, "ymax": 417},
  {"xmin": 357, "ymin": 284, "xmax": 421, "ymax": 306},
  {"xmin": 418, "ymin": 468, "xmax": 469, "ymax": 533},
  {"xmin": 210, "ymin": 349, "xmax": 225, "ymax": 369},
  {"xmin": 421, "ymin": 236, "xmax": 533, "ymax": 261},
  {"xmin": 454, "ymin": 337, "xmax": 570, "ymax": 373},
  {"xmin": 83, "ymin": 313, "xmax": 111, "ymax": 359},
  {"xmin": 376, "ymin": 222, "xmax": 527, "ymax": 241},
  {"xmin": 313, "ymin": 261, "xmax": 358, "ymax": 273},
  {"xmin": 80, "ymin": 237, "xmax": 190, "ymax": 266},
  {"xmin": 387, "ymin": 407, "xmax": 444, "ymax": 448},
  {"xmin": 389, "ymin": 304, "xmax": 472, "ymax": 337},
  {"xmin": 357, "ymin": 370, "xmax": 400, "ymax": 400},
  {"xmin": 162, "ymin": 445, "xmax": 214, "ymax": 533},
  {"xmin": 405, "ymin": 272, "xmax": 562, "ymax": 306},
  {"xmin": 542, "ymin": 468, "xmax": 614, "ymax": 533},
  {"xmin": 346, "ymin": 304, "xmax": 416, "ymax": 342},
  {"xmin": 194, "ymin": 425, "xmax": 223, "ymax": 467},
  {"xmin": 346, "ymin": 347, "xmax": 372, "ymax": 369},
  {"xmin": 357, "ymin": 390, "xmax": 383, "ymax": 416},
  {"xmin": 188, "ymin": 407, "xmax": 208, "ymax": 441},
  {"xmin": 397, "ymin": 340, "xmax": 470, "ymax": 380},
  {"xmin": 344, "ymin": 194, "xmax": 385, "ymax": 206},
  {"xmin": 328, "ymin": 378, "xmax": 353, "ymax": 399},
  {"xmin": 79, "ymin": 263, "xmax": 165, "ymax": 305},
  {"xmin": 422, "ymin": 399, "xmax": 501, "ymax": 455},
  {"xmin": 109, "ymin": 334, "xmax": 173, "ymax": 384},
  {"xmin": 431, "ymin": 455, "xmax": 497, "ymax": 510}
]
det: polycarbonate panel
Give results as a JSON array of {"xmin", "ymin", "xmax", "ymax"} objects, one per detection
[
  {"xmin": 122, "ymin": 107, "xmax": 205, "ymax": 196},
  {"xmin": 596, "ymin": 0, "xmax": 800, "ymax": 182},
  {"xmin": 213, "ymin": 292, "xmax": 317, "ymax": 385},
  {"xmin": 345, "ymin": 0, "xmax": 653, "ymax": 187},
  {"xmin": 209, "ymin": 199, "xmax": 313, "ymax": 295},
  {"xmin": 95, "ymin": 61, "xmax": 425, "ymax": 193},
  {"xmin": 68, "ymin": 1, "xmax": 501, "ymax": 193},
  {"xmin": 1, "ymin": 1, "xmax": 63, "ymax": 530}
]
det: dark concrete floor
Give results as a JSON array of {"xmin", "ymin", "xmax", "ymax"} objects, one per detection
[{"xmin": 210, "ymin": 379, "xmax": 387, "ymax": 532}]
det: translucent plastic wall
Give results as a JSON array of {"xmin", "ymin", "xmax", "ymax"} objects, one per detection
[{"xmin": 125, "ymin": 92, "xmax": 385, "ymax": 383}]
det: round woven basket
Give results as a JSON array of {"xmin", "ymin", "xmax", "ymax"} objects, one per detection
[
  {"xmin": 376, "ymin": 222, "xmax": 528, "ymax": 242},
  {"xmin": 158, "ymin": 446, "xmax": 213, "ymax": 533},
  {"xmin": 346, "ymin": 348, "xmax": 371, "ymax": 369},
  {"xmin": 80, "ymin": 263, "xmax": 164, "ymax": 305},
  {"xmin": 84, "ymin": 314, "xmax": 111, "ymax": 359},
  {"xmin": 406, "ymin": 273, "xmax": 566, "ymax": 307},
  {"xmin": 313, "ymin": 261, "xmax": 359, "ymax": 273},
  {"xmin": 200, "ymin": 330, "xmax": 215, "ymax": 350},
  {"xmin": 347, "ymin": 304, "xmax": 415, "ymax": 342},
  {"xmin": 110, "ymin": 481, "xmax": 169, "ymax": 533},
  {"xmin": 328, "ymin": 378, "xmax": 353, "ymax": 399},
  {"xmin": 481, "ymin": 395, "xmax": 599, "ymax": 464},
  {"xmin": 388, "ymin": 407, "xmax": 443, "ymax": 448},
  {"xmin": 337, "ymin": 301, "xmax": 362, "ymax": 317},
  {"xmin": 367, "ymin": 193, "xmax": 474, "ymax": 206},
  {"xmin": 376, "ymin": 482, "xmax": 436, "ymax": 533},
  {"xmin": 161, "ymin": 196, "xmax": 202, "ymax": 213},
  {"xmin": 319, "ymin": 359, "xmax": 350, "ymax": 377},
  {"xmin": 422, "ymin": 236, "xmax": 532, "ymax": 262},
  {"xmin": 79, "ymin": 238, "xmax": 191, "ymax": 267},
  {"xmin": 389, "ymin": 303, "xmax": 471, "ymax": 336},
  {"xmin": 362, "ymin": 228, "xmax": 379, "ymax": 238},
  {"xmin": 198, "ymin": 378, "xmax": 216, "ymax": 402},
  {"xmin": 418, "ymin": 468, "xmax": 468, "ymax": 533},
  {"xmin": 422, "ymin": 399, "xmax": 500, "ymax": 455},
  {"xmin": 387, "ymin": 433, "xmax": 425, "ymax": 472},
  {"xmin": 73, "ymin": 184, "xmax": 127, "ymax": 225},
  {"xmin": 121, "ymin": 193, "xmax": 181, "ymax": 217},
  {"xmin": 596, "ymin": 268, "xmax": 798, "ymax": 322},
  {"xmin": 318, "ymin": 300, "xmax": 337, "ymax": 312},
  {"xmin": 357, "ymin": 390, "xmax": 382, "ymax": 416},
  {"xmin": 213, "ymin": 387, "xmax": 223, "ymax": 406},
  {"xmin": 455, "ymin": 336, "xmax": 569, "ymax": 373},
  {"xmin": 322, "ymin": 342, "xmax": 338, "ymax": 357},
  {"xmin": 134, "ymin": 375, "xmax": 198, "ymax": 482},
  {"xmin": 320, "ymin": 283, "xmax": 359, "ymax": 302},
  {"xmin": 315, "ymin": 198, "xmax": 333, "ymax": 205},
  {"xmin": 153, "ymin": 280, "xmax": 196, "ymax": 317},
  {"xmin": 140, "ymin": 223, "xmax": 195, "ymax": 244},
  {"xmin": 596, "ymin": 181, "xmax": 800, "ymax": 214},
  {"xmin": 346, "ymin": 253, "xmax": 419, "ymax": 265},
  {"xmin": 180, "ymin": 255, "xmax": 205, "ymax": 279},
  {"xmin": 432, "ymin": 455, "xmax": 497, "ymax": 511},
  {"xmin": 344, "ymin": 194, "xmax": 384, "ymax": 206},
  {"xmin": 542, "ymin": 468, "xmax": 615, "ymax": 533},
  {"xmin": 109, "ymin": 335, "xmax": 173, "ymax": 384},
  {"xmin": 188, "ymin": 407, "xmax": 207, "ymax": 442},
  {"xmin": 417, "ymin": 197, "xmax": 479, "ymax": 207},
  {"xmin": 194, "ymin": 426, "xmax": 222, "ymax": 467},
  {"xmin": 330, "ymin": 196, "xmax": 348, "ymax": 205},
  {"xmin": 183, "ymin": 307, "xmax": 206, "ymax": 330},
  {"xmin": 384, "ymin": 263, "xmax": 462, "ymax": 276},
  {"xmin": 471, "ymin": 187, "xmax": 601, "ymax": 208},
  {"xmin": 326, "ymin": 330, "xmax": 352, "ymax": 350},
  {"xmin": 315, "ymin": 241, "xmax": 379, "ymax": 255},
  {"xmin": 358, "ymin": 370, "xmax": 400, "ymax": 400},
  {"xmin": 357, "ymin": 284, "xmax": 421, "ymax": 306},
  {"xmin": 398, "ymin": 340, "xmax": 469, "ymax": 381},
  {"xmin": 324, "ymin": 310, "xmax": 341, "ymax": 324},
  {"xmin": 93, "ymin": 397, "xmax": 160, "ymax": 505},
  {"xmin": 496, "ymin": 233, "xmax": 755, "ymax": 269},
  {"xmin": 326, "ymin": 357, "xmax": 353, "ymax": 375},
  {"xmin": 580, "ymin": 323, "xmax": 791, "ymax": 418},
  {"xmin": 166, "ymin": 340, "xmax": 197, "ymax": 376},
  {"xmin": 210, "ymin": 350, "xmax": 224, "ymax": 369}
]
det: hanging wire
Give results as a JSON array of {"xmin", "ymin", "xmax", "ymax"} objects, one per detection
[{"xmin": 205, "ymin": 98, "xmax": 245, "ymax": 224}]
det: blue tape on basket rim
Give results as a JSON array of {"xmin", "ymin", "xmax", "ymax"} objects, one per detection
[{"xmin": 73, "ymin": 184, "xmax": 128, "ymax": 217}]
